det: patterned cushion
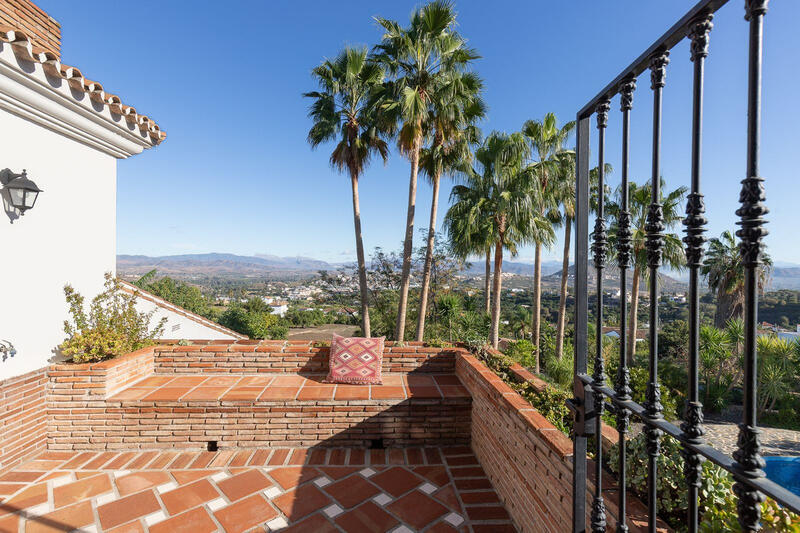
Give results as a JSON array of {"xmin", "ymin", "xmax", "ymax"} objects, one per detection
[{"xmin": 326, "ymin": 334, "xmax": 385, "ymax": 384}]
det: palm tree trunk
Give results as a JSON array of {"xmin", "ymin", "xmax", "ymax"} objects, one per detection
[
  {"xmin": 350, "ymin": 173, "xmax": 371, "ymax": 337},
  {"xmin": 490, "ymin": 237, "xmax": 504, "ymax": 349},
  {"xmin": 395, "ymin": 134, "xmax": 421, "ymax": 342},
  {"xmin": 415, "ymin": 172, "xmax": 441, "ymax": 341},
  {"xmin": 555, "ymin": 218, "xmax": 571, "ymax": 360},
  {"xmin": 484, "ymin": 249, "xmax": 491, "ymax": 315},
  {"xmin": 627, "ymin": 265, "xmax": 641, "ymax": 363},
  {"xmin": 531, "ymin": 242, "xmax": 543, "ymax": 373}
]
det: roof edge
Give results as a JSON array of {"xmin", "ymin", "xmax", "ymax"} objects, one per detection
[
  {"xmin": 119, "ymin": 280, "xmax": 247, "ymax": 341},
  {"xmin": 0, "ymin": 26, "xmax": 165, "ymax": 158}
]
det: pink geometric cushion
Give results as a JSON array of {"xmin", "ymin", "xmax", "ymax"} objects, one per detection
[{"xmin": 326, "ymin": 333, "xmax": 385, "ymax": 384}]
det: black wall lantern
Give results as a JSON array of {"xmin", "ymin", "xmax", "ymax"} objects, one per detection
[{"xmin": 1, "ymin": 169, "xmax": 42, "ymax": 215}]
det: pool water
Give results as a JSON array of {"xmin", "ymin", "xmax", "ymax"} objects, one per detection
[{"xmin": 763, "ymin": 456, "xmax": 800, "ymax": 497}]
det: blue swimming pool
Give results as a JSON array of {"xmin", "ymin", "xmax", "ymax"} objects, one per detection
[{"xmin": 763, "ymin": 456, "xmax": 800, "ymax": 497}]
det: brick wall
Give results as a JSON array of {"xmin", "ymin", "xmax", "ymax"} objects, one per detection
[
  {"xmin": 47, "ymin": 397, "xmax": 471, "ymax": 450},
  {"xmin": 46, "ymin": 343, "xmax": 469, "ymax": 450},
  {"xmin": 504, "ymin": 359, "xmax": 620, "ymax": 453},
  {"xmin": 0, "ymin": 367, "xmax": 48, "ymax": 472},
  {"xmin": 0, "ymin": 0, "xmax": 60, "ymax": 56},
  {"xmin": 153, "ymin": 340, "xmax": 458, "ymax": 375},
  {"xmin": 48, "ymin": 347, "xmax": 154, "ymax": 400},
  {"xmin": 456, "ymin": 353, "xmax": 668, "ymax": 533}
]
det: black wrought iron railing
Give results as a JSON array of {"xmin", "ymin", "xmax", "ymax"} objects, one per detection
[{"xmin": 571, "ymin": 1, "xmax": 800, "ymax": 532}]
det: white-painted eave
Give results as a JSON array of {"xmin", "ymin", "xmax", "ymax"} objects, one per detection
[{"xmin": 0, "ymin": 42, "xmax": 158, "ymax": 159}]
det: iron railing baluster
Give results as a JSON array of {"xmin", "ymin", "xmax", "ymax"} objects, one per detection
[
  {"xmin": 616, "ymin": 76, "xmax": 636, "ymax": 533},
  {"xmin": 681, "ymin": 12, "xmax": 713, "ymax": 533},
  {"xmin": 590, "ymin": 99, "xmax": 611, "ymax": 533},
  {"xmin": 733, "ymin": 1, "xmax": 769, "ymax": 531},
  {"xmin": 570, "ymin": 1, "xmax": 800, "ymax": 529},
  {"xmin": 573, "ymin": 115, "xmax": 591, "ymax": 533},
  {"xmin": 645, "ymin": 50, "xmax": 669, "ymax": 533}
]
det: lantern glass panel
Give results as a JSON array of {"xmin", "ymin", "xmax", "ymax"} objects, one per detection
[
  {"xmin": 23, "ymin": 190, "xmax": 38, "ymax": 208},
  {"xmin": 8, "ymin": 187, "xmax": 24, "ymax": 208}
]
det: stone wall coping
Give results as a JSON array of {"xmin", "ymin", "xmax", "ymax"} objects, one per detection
[{"xmin": 49, "ymin": 346, "xmax": 155, "ymax": 371}]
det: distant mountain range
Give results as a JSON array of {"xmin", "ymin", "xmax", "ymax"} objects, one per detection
[
  {"xmin": 463, "ymin": 259, "xmax": 563, "ymax": 277},
  {"xmin": 117, "ymin": 253, "xmax": 341, "ymax": 280},
  {"xmin": 117, "ymin": 253, "xmax": 564, "ymax": 281},
  {"xmin": 117, "ymin": 253, "xmax": 800, "ymax": 290}
]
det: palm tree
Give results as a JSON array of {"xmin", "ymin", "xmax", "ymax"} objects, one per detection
[
  {"xmin": 445, "ymin": 132, "xmax": 534, "ymax": 348},
  {"xmin": 374, "ymin": 0, "xmax": 479, "ymax": 342},
  {"xmin": 447, "ymin": 208, "xmax": 494, "ymax": 316},
  {"xmin": 415, "ymin": 71, "xmax": 485, "ymax": 341},
  {"xmin": 522, "ymin": 113, "xmax": 574, "ymax": 371},
  {"xmin": 701, "ymin": 230, "xmax": 771, "ymax": 328},
  {"xmin": 304, "ymin": 47, "xmax": 391, "ymax": 337},
  {"xmin": 608, "ymin": 180, "xmax": 687, "ymax": 361},
  {"xmin": 551, "ymin": 162, "xmax": 611, "ymax": 361},
  {"xmin": 551, "ymin": 151, "xmax": 575, "ymax": 361}
]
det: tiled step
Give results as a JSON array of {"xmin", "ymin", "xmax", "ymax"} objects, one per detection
[{"xmin": 0, "ymin": 447, "xmax": 518, "ymax": 532}]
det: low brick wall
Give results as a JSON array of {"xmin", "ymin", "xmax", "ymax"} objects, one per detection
[
  {"xmin": 47, "ymin": 397, "xmax": 470, "ymax": 450},
  {"xmin": 505, "ymin": 361, "xmax": 620, "ymax": 453},
  {"xmin": 153, "ymin": 340, "xmax": 458, "ymax": 374},
  {"xmin": 46, "ymin": 343, "xmax": 470, "ymax": 451},
  {"xmin": 456, "ymin": 353, "xmax": 668, "ymax": 533},
  {"xmin": 0, "ymin": 368, "xmax": 48, "ymax": 472},
  {"xmin": 48, "ymin": 347, "xmax": 154, "ymax": 400}
]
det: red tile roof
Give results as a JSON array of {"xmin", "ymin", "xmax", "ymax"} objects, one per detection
[{"xmin": 0, "ymin": 26, "xmax": 165, "ymax": 144}]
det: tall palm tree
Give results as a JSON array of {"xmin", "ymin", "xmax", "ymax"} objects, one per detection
[
  {"xmin": 445, "ymin": 132, "xmax": 534, "ymax": 348},
  {"xmin": 416, "ymin": 72, "xmax": 485, "ymax": 341},
  {"xmin": 551, "ymin": 161, "xmax": 612, "ymax": 360},
  {"xmin": 447, "ymin": 207, "xmax": 494, "ymax": 316},
  {"xmin": 608, "ymin": 180, "xmax": 687, "ymax": 360},
  {"xmin": 374, "ymin": 0, "xmax": 479, "ymax": 342},
  {"xmin": 304, "ymin": 47, "xmax": 391, "ymax": 337},
  {"xmin": 522, "ymin": 113, "xmax": 574, "ymax": 371},
  {"xmin": 702, "ymin": 230, "xmax": 771, "ymax": 328}
]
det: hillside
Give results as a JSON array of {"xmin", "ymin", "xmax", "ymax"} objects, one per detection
[{"xmin": 117, "ymin": 253, "xmax": 341, "ymax": 280}]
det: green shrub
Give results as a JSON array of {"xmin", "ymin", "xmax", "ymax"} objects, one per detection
[
  {"xmin": 218, "ymin": 299, "xmax": 288, "ymax": 339},
  {"xmin": 503, "ymin": 339, "xmax": 536, "ymax": 367},
  {"xmin": 609, "ymin": 433, "xmax": 800, "ymax": 531},
  {"xmin": 544, "ymin": 350, "xmax": 573, "ymax": 389},
  {"xmin": 513, "ymin": 381, "xmax": 572, "ymax": 434},
  {"xmin": 61, "ymin": 273, "xmax": 166, "ymax": 363},
  {"xmin": 479, "ymin": 348, "xmax": 573, "ymax": 434}
]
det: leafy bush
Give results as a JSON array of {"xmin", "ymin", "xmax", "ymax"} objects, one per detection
[
  {"xmin": 609, "ymin": 433, "xmax": 800, "ymax": 531},
  {"xmin": 544, "ymin": 350, "xmax": 573, "ymax": 389},
  {"xmin": 504, "ymin": 339, "xmax": 536, "ymax": 368},
  {"xmin": 479, "ymin": 348, "xmax": 572, "ymax": 434},
  {"xmin": 284, "ymin": 307, "xmax": 328, "ymax": 327},
  {"xmin": 218, "ymin": 299, "xmax": 288, "ymax": 339},
  {"xmin": 513, "ymin": 381, "xmax": 572, "ymax": 434},
  {"xmin": 61, "ymin": 274, "xmax": 166, "ymax": 363},
  {"xmin": 134, "ymin": 270, "xmax": 216, "ymax": 319}
]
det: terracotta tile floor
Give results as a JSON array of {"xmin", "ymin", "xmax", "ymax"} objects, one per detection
[
  {"xmin": 108, "ymin": 374, "xmax": 470, "ymax": 402},
  {"xmin": 0, "ymin": 447, "xmax": 516, "ymax": 532}
]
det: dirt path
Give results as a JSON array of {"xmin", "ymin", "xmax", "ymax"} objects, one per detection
[{"xmin": 287, "ymin": 323, "xmax": 359, "ymax": 341}]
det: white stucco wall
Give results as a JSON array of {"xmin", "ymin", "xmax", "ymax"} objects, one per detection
[
  {"xmin": 0, "ymin": 108, "xmax": 117, "ymax": 379},
  {"xmin": 132, "ymin": 297, "xmax": 241, "ymax": 341}
]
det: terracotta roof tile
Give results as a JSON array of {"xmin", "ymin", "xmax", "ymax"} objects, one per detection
[{"xmin": 0, "ymin": 25, "xmax": 165, "ymax": 144}]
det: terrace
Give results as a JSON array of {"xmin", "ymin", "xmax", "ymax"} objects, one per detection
[
  {"xmin": 2, "ymin": 0, "xmax": 799, "ymax": 531},
  {"xmin": 0, "ymin": 340, "xmax": 657, "ymax": 532}
]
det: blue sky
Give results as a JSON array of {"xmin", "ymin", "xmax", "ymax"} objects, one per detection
[{"xmin": 42, "ymin": 1, "xmax": 800, "ymax": 264}]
